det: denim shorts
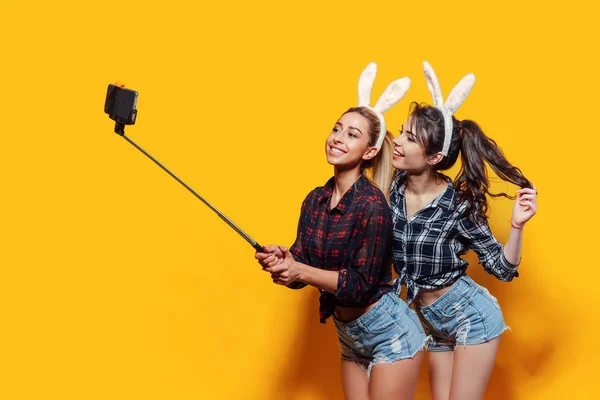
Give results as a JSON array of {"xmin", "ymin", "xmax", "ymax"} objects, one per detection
[
  {"xmin": 415, "ymin": 275, "xmax": 509, "ymax": 352},
  {"xmin": 333, "ymin": 292, "xmax": 428, "ymax": 374}
]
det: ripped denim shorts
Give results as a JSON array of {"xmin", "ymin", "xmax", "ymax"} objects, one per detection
[
  {"xmin": 333, "ymin": 292, "xmax": 428, "ymax": 373},
  {"xmin": 415, "ymin": 275, "xmax": 510, "ymax": 352}
]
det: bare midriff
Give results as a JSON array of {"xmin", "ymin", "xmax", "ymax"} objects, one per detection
[
  {"xmin": 414, "ymin": 285, "xmax": 453, "ymax": 307},
  {"xmin": 334, "ymin": 302, "xmax": 378, "ymax": 322}
]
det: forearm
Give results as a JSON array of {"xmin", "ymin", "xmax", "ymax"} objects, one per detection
[
  {"xmin": 296, "ymin": 262, "xmax": 339, "ymax": 293},
  {"xmin": 503, "ymin": 225, "xmax": 524, "ymax": 266}
]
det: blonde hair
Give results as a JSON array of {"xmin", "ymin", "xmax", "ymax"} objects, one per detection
[{"xmin": 342, "ymin": 107, "xmax": 394, "ymax": 203}]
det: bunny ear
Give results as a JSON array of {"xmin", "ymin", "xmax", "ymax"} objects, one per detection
[
  {"xmin": 373, "ymin": 77, "xmax": 411, "ymax": 114},
  {"xmin": 357, "ymin": 62, "xmax": 377, "ymax": 107},
  {"xmin": 423, "ymin": 61, "xmax": 444, "ymax": 108},
  {"xmin": 445, "ymin": 73, "xmax": 475, "ymax": 115}
]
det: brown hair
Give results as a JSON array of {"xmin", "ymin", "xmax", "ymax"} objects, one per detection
[{"xmin": 407, "ymin": 102, "xmax": 533, "ymax": 223}]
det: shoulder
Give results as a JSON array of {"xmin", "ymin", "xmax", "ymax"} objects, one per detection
[
  {"xmin": 442, "ymin": 180, "xmax": 465, "ymax": 215},
  {"xmin": 302, "ymin": 177, "xmax": 333, "ymax": 205},
  {"xmin": 389, "ymin": 171, "xmax": 408, "ymax": 204},
  {"xmin": 454, "ymin": 198, "xmax": 490, "ymax": 230},
  {"xmin": 315, "ymin": 176, "xmax": 335, "ymax": 196},
  {"xmin": 356, "ymin": 178, "xmax": 391, "ymax": 215}
]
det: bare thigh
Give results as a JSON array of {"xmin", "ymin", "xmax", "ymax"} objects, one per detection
[
  {"xmin": 450, "ymin": 337, "xmax": 501, "ymax": 400},
  {"xmin": 341, "ymin": 360, "xmax": 369, "ymax": 400},
  {"xmin": 428, "ymin": 351, "xmax": 454, "ymax": 400},
  {"xmin": 369, "ymin": 351, "xmax": 424, "ymax": 400}
]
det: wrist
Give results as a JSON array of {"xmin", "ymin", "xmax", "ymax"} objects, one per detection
[
  {"xmin": 295, "ymin": 261, "xmax": 307, "ymax": 283},
  {"xmin": 510, "ymin": 220, "xmax": 524, "ymax": 230}
]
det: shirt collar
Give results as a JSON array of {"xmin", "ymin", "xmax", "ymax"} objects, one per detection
[{"xmin": 317, "ymin": 174, "xmax": 369, "ymax": 215}]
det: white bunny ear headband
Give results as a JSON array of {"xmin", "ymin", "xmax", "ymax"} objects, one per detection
[
  {"xmin": 423, "ymin": 61, "xmax": 476, "ymax": 156},
  {"xmin": 357, "ymin": 63, "xmax": 411, "ymax": 150}
]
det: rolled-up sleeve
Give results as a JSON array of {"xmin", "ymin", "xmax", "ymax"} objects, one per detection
[
  {"xmin": 458, "ymin": 215, "xmax": 519, "ymax": 281},
  {"xmin": 334, "ymin": 200, "xmax": 392, "ymax": 305},
  {"xmin": 288, "ymin": 195, "xmax": 312, "ymax": 290}
]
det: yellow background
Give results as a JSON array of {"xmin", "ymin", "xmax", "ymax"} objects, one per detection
[{"xmin": 1, "ymin": 0, "xmax": 597, "ymax": 398}]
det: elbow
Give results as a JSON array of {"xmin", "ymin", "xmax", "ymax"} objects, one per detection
[
  {"xmin": 483, "ymin": 254, "xmax": 520, "ymax": 282},
  {"xmin": 334, "ymin": 283, "xmax": 375, "ymax": 306},
  {"xmin": 336, "ymin": 292, "xmax": 370, "ymax": 306},
  {"xmin": 502, "ymin": 269, "xmax": 520, "ymax": 282},
  {"xmin": 497, "ymin": 273, "xmax": 517, "ymax": 282},
  {"xmin": 485, "ymin": 266, "xmax": 519, "ymax": 282},
  {"xmin": 335, "ymin": 270, "xmax": 378, "ymax": 306}
]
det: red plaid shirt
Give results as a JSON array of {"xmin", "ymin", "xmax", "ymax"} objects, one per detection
[{"xmin": 290, "ymin": 175, "xmax": 393, "ymax": 323}]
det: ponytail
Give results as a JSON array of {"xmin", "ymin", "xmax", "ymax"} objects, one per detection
[
  {"xmin": 455, "ymin": 120, "xmax": 533, "ymax": 222},
  {"xmin": 367, "ymin": 131, "xmax": 395, "ymax": 203}
]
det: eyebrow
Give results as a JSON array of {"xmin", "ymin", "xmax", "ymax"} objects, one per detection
[
  {"xmin": 336, "ymin": 122, "xmax": 363, "ymax": 135},
  {"xmin": 401, "ymin": 125, "xmax": 415, "ymax": 135},
  {"xmin": 349, "ymin": 126, "xmax": 363, "ymax": 135}
]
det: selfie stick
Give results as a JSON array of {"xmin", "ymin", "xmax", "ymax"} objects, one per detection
[
  {"xmin": 107, "ymin": 86, "xmax": 264, "ymax": 253},
  {"xmin": 120, "ymin": 134, "xmax": 264, "ymax": 252}
]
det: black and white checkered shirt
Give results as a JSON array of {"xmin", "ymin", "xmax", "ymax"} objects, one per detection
[{"xmin": 390, "ymin": 172, "xmax": 519, "ymax": 305}]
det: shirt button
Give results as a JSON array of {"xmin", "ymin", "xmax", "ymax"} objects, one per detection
[{"xmin": 422, "ymin": 309, "xmax": 429, "ymax": 315}]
